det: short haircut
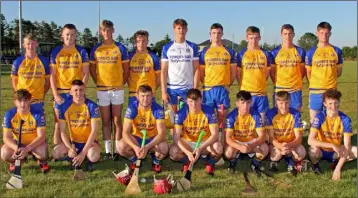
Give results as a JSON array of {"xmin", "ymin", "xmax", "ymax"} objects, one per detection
[
  {"xmin": 14, "ymin": 89, "xmax": 32, "ymax": 101},
  {"xmin": 281, "ymin": 24, "xmax": 294, "ymax": 33},
  {"xmin": 210, "ymin": 23, "xmax": 223, "ymax": 31},
  {"xmin": 276, "ymin": 91, "xmax": 290, "ymax": 101},
  {"xmin": 72, "ymin": 79, "xmax": 84, "ymax": 86},
  {"xmin": 323, "ymin": 89, "xmax": 342, "ymax": 101},
  {"xmin": 134, "ymin": 30, "xmax": 149, "ymax": 40},
  {"xmin": 236, "ymin": 90, "xmax": 252, "ymax": 101},
  {"xmin": 62, "ymin": 24, "xmax": 77, "ymax": 32},
  {"xmin": 186, "ymin": 89, "xmax": 202, "ymax": 100},
  {"xmin": 246, "ymin": 26, "xmax": 260, "ymax": 35},
  {"xmin": 173, "ymin": 18, "xmax": 188, "ymax": 28},
  {"xmin": 100, "ymin": 20, "xmax": 114, "ymax": 29},
  {"xmin": 317, "ymin": 22, "xmax": 332, "ymax": 31},
  {"xmin": 137, "ymin": 85, "xmax": 152, "ymax": 93},
  {"xmin": 23, "ymin": 33, "xmax": 37, "ymax": 41}
]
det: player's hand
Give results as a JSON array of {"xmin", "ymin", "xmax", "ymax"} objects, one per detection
[
  {"xmin": 331, "ymin": 144, "xmax": 343, "ymax": 157},
  {"xmin": 332, "ymin": 169, "xmax": 341, "ymax": 181},
  {"xmin": 72, "ymin": 152, "xmax": 85, "ymax": 167},
  {"xmin": 68, "ymin": 148, "xmax": 77, "ymax": 158},
  {"xmin": 12, "ymin": 147, "xmax": 21, "ymax": 159},
  {"xmin": 138, "ymin": 146, "xmax": 149, "ymax": 159},
  {"xmin": 240, "ymin": 144, "xmax": 250, "ymax": 153},
  {"xmin": 193, "ymin": 147, "xmax": 202, "ymax": 163},
  {"xmin": 54, "ymin": 94, "xmax": 64, "ymax": 105},
  {"xmin": 15, "ymin": 147, "xmax": 30, "ymax": 160},
  {"xmin": 133, "ymin": 146, "xmax": 141, "ymax": 158},
  {"xmin": 185, "ymin": 150, "xmax": 195, "ymax": 162},
  {"xmin": 162, "ymin": 92, "xmax": 170, "ymax": 105}
]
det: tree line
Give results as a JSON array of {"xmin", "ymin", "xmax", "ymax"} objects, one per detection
[{"xmin": 1, "ymin": 14, "xmax": 356, "ymax": 60}]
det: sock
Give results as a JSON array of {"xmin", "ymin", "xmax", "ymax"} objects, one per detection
[
  {"xmin": 104, "ymin": 140, "xmax": 111, "ymax": 154},
  {"xmin": 151, "ymin": 153, "xmax": 160, "ymax": 165},
  {"xmin": 283, "ymin": 155, "xmax": 295, "ymax": 167},
  {"xmin": 252, "ymin": 158, "xmax": 261, "ymax": 167},
  {"xmin": 180, "ymin": 156, "xmax": 189, "ymax": 164},
  {"xmin": 207, "ymin": 155, "xmax": 216, "ymax": 166},
  {"xmin": 129, "ymin": 156, "xmax": 137, "ymax": 163},
  {"xmin": 230, "ymin": 158, "xmax": 238, "ymax": 165}
]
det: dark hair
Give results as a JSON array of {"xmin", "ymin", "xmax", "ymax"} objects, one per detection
[
  {"xmin": 317, "ymin": 22, "xmax": 332, "ymax": 31},
  {"xmin": 72, "ymin": 79, "xmax": 84, "ymax": 86},
  {"xmin": 14, "ymin": 89, "xmax": 32, "ymax": 101},
  {"xmin": 323, "ymin": 89, "xmax": 342, "ymax": 101},
  {"xmin": 63, "ymin": 23, "xmax": 77, "ymax": 31},
  {"xmin": 246, "ymin": 26, "xmax": 260, "ymax": 35},
  {"xmin": 100, "ymin": 20, "xmax": 114, "ymax": 29},
  {"xmin": 137, "ymin": 85, "xmax": 152, "ymax": 93},
  {"xmin": 173, "ymin": 18, "xmax": 188, "ymax": 28},
  {"xmin": 210, "ymin": 23, "xmax": 223, "ymax": 31},
  {"xmin": 276, "ymin": 91, "xmax": 290, "ymax": 101},
  {"xmin": 186, "ymin": 89, "xmax": 202, "ymax": 100},
  {"xmin": 236, "ymin": 90, "xmax": 252, "ymax": 101},
  {"xmin": 281, "ymin": 24, "xmax": 294, "ymax": 33},
  {"xmin": 134, "ymin": 30, "xmax": 149, "ymax": 40}
]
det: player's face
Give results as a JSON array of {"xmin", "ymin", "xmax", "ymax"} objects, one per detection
[
  {"xmin": 281, "ymin": 29, "xmax": 294, "ymax": 45},
  {"xmin": 23, "ymin": 38, "xmax": 38, "ymax": 52},
  {"xmin": 100, "ymin": 27, "xmax": 114, "ymax": 41},
  {"xmin": 246, "ymin": 33, "xmax": 261, "ymax": 46},
  {"xmin": 137, "ymin": 91, "xmax": 152, "ymax": 108},
  {"xmin": 70, "ymin": 85, "xmax": 85, "ymax": 101},
  {"xmin": 316, "ymin": 28, "xmax": 331, "ymax": 43},
  {"xmin": 276, "ymin": 99, "xmax": 289, "ymax": 114},
  {"xmin": 14, "ymin": 99, "xmax": 31, "ymax": 113},
  {"xmin": 324, "ymin": 98, "xmax": 340, "ymax": 113},
  {"xmin": 187, "ymin": 98, "xmax": 202, "ymax": 112},
  {"xmin": 237, "ymin": 99, "xmax": 251, "ymax": 115},
  {"xmin": 174, "ymin": 25, "xmax": 187, "ymax": 40},
  {"xmin": 136, "ymin": 35, "xmax": 148, "ymax": 52},
  {"xmin": 62, "ymin": 28, "xmax": 76, "ymax": 46},
  {"xmin": 210, "ymin": 28, "xmax": 223, "ymax": 44}
]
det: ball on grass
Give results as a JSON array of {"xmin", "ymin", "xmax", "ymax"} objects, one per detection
[{"xmin": 140, "ymin": 178, "xmax": 147, "ymax": 183}]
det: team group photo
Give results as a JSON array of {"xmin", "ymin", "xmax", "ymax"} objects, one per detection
[{"xmin": 0, "ymin": 1, "xmax": 357, "ymax": 197}]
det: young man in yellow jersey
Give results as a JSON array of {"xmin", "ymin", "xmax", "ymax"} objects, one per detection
[
  {"xmin": 237, "ymin": 26, "xmax": 271, "ymax": 122},
  {"xmin": 306, "ymin": 22, "xmax": 343, "ymax": 124},
  {"xmin": 11, "ymin": 34, "xmax": 50, "ymax": 113},
  {"xmin": 266, "ymin": 91, "xmax": 306, "ymax": 176},
  {"xmin": 308, "ymin": 89, "xmax": 356, "ymax": 180},
  {"xmin": 1, "ymin": 89, "xmax": 49, "ymax": 173},
  {"xmin": 224, "ymin": 91, "xmax": 268, "ymax": 175},
  {"xmin": 128, "ymin": 30, "xmax": 160, "ymax": 106},
  {"xmin": 50, "ymin": 24, "xmax": 90, "ymax": 146},
  {"xmin": 52, "ymin": 80, "xmax": 101, "ymax": 171},
  {"xmin": 89, "ymin": 20, "xmax": 129, "ymax": 160},
  {"xmin": 169, "ymin": 89, "xmax": 223, "ymax": 176},
  {"xmin": 117, "ymin": 85, "xmax": 168, "ymax": 173}
]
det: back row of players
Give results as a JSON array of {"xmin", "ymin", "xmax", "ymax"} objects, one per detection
[{"xmin": 2, "ymin": 19, "xmax": 356, "ymax": 181}]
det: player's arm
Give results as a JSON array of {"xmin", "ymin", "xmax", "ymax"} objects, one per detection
[
  {"xmin": 337, "ymin": 66, "xmax": 343, "ymax": 77},
  {"xmin": 155, "ymin": 72, "xmax": 161, "ymax": 89},
  {"xmin": 199, "ymin": 124, "xmax": 219, "ymax": 150},
  {"xmin": 177, "ymin": 128, "xmax": 192, "ymax": 156},
  {"xmin": 307, "ymin": 129, "xmax": 333, "ymax": 148},
  {"xmin": 122, "ymin": 119, "xmax": 138, "ymax": 149},
  {"xmin": 11, "ymin": 77, "xmax": 18, "ymax": 92},
  {"xmin": 270, "ymin": 65, "xmax": 276, "ymax": 84},
  {"xmin": 81, "ymin": 65, "xmax": 90, "ymax": 86},
  {"xmin": 236, "ymin": 68, "xmax": 241, "ymax": 86},
  {"xmin": 50, "ymin": 66, "xmax": 62, "ymax": 102},
  {"xmin": 193, "ymin": 59, "xmax": 200, "ymax": 89},
  {"xmin": 248, "ymin": 129, "xmax": 266, "ymax": 149},
  {"xmin": 225, "ymin": 129, "xmax": 246, "ymax": 152},
  {"xmin": 230, "ymin": 64, "xmax": 237, "ymax": 86},
  {"xmin": 80, "ymin": 119, "xmax": 99, "ymax": 156},
  {"xmin": 11, "ymin": 62, "xmax": 20, "ymax": 91},
  {"xmin": 122, "ymin": 61, "xmax": 130, "ymax": 85},
  {"xmin": 305, "ymin": 67, "xmax": 311, "ymax": 83},
  {"xmin": 287, "ymin": 130, "xmax": 303, "ymax": 149},
  {"xmin": 199, "ymin": 66, "xmax": 205, "ymax": 84},
  {"xmin": 3, "ymin": 130, "xmax": 18, "ymax": 151},
  {"xmin": 153, "ymin": 55, "xmax": 161, "ymax": 89},
  {"xmin": 89, "ymin": 63, "xmax": 97, "ymax": 84},
  {"xmin": 300, "ymin": 63, "xmax": 306, "ymax": 79},
  {"xmin": 266, "ymin": 67, "xmax": 271, "ymax": 79},
  {"xmin": 268, "ymin": 128, "xmax": 282, "ymax": 149},
  {"xmin": 161, "ymin": 61, "xmax": 169, "ymax": 96},
  {"xmin": 44, "ymin": 76, "xmax": 50, "ymax": 95},
  {"xmin": 146, "ymin": 121, "xmax": 166, "ymax": 151},
  {"xmin": 59, "ymin": 121, "xmax": 72, "ymax": 150}
]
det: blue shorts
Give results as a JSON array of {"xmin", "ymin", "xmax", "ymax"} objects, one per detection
[
  {"xmin": 273, "ymin": 90, "xmax": 302, "ymax": 110},
  {"xmin": 31, "ymin": 102, "xmax": 44, "ymax": 113},
  {"xmin": 309, "ymin": 92, "xmax": 324, "ymax": 111},
  {"xmin": 134, "ymin": 136, "xmax": 154, "ymax": 146},
  {"xmin": 203, "ymin": 86, "xmax": 230, "ymax": 109},
  {"xmin": 54, "ymin": 93, "xmax": 71, "ymax": 110},
  {"xmin": 167, "ymin": 88, "xmax": 190, "ymax": 105},
  {"xmin": 128, "ymin": 96, "xmax": 156, "ymax": 107},
  {"xmin": 251, "ymin": 95, "xmax": 269, "ymax": 113},
  {"xmin": 73, "ymin": 140, "xmax": 99, "ymax": 154},
  {"xmin": 321, "ymin": 149, "xmax": 335, "ymax": 163}
]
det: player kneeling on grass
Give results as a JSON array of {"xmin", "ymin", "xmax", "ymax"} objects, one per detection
[
  {"xmin": 52, "ymin": 80, "xmax": 101, "ymax": 171},
  {"xmin": 117, "ymin": 85, "xmax": 169, "ymax": 173},
  {"xmin": 1, "ymin": 89, "xmax": 49, "ymax": 173},
  {"xmin": 266, "ymin": 91, "xmax": 306, "ymax": 175},
  {"xmin": 169, "ymin": 88, "xmax": 223, "ymax": 176},
  {"xmin": 224, "ymin": 90, "xmax": 268, "ymax": 174},
  {"xmin": 308, "ymin": 89, "xmax": 357, "ymax": 180}
]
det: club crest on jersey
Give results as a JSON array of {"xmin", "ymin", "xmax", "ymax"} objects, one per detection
[
  {"xmin": 113, "ymin": 50, "xmax": 118, "ymax": 54},
  {"xmin": 75, "ymin": 54, "xmax": 79, "ymax": 59},
  {"xmin": 106, "ymin": 51, "xmax": 110, "ymax": 55},
  {"xmin": 260, "ymin": 56, "xmax": 264, "ymax": 60},
  {"xmin": 330, "ymin": 53, "xmax": 335, "ymax": 57},
  {"xmin": 312, "ymin": 118, "xmax": 319, "ymax": 127},
  {"xmin": 37, "ymin": 65, "xmax": 41, "ymax": 68},
  {"xmin": 94, "ymin": 107, "xmax": 99, "ymax": 116},
  {"xmin": 29, "ymin": 121, "xmax": 33, "ymax": 126},
  {"xmin": 186, "ymin": 48, "xmax": 191, "ymax": 53}
]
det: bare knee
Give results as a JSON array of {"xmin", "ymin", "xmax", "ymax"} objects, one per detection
[
  {"xmin": 224, "ymin": 145, "xmax": 237, "ymax": 160},
  {"xmin": 1, "ymin": 145, "xmax": 15, "ymax": 162},
  {"xmin": 308, "ymin": 146, "xmax": 320, "ymax": 158},
  {"xmin": 32, "ymin": 143, "xmax": 48, "ymax": 161},
  {"xmin": 155, "ymin": 141, "xmax": 169, "ymax": 159},
  {"xmin": 169, "ymin": 144, "xmax": 183, "ymax": 161},
  {"xmin": 257, "ymin": 143, "xmax": 269, "ymax": 160},
  {"xmin": 52, "ymin": 144, "xmax": 68, "ymax": 159},
  {"xmin": 210, "ymin": 141, "xmax": 223, "ymax": 159},
  {"xmin": 294, "ymin": 145, "xmax": 307, "ymax": 161},
  {"xmin": 116, "ymin": 139, "xmax": 131, "ymax": 157},
  {"xmin": 270, "ymin": 146, "xmax": 282, "ymax": 161},
  {"xmin": 87, "ymin": 145, "xmax": 100, "ymax": 163}
]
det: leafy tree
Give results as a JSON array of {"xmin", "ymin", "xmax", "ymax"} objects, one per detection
[
  {"xmin": 297, "ymin": 32, "xmax": 318, "ymax": 51},
  {"xmin": 153, "ymin": 34, "xmax": 171, "ymax": 56}
]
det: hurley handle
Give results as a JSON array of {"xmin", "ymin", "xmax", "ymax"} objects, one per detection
[
  {"xmin": 179, "ymin": 99, "xmax": 185, "ymax": 110},
  {"xmin": 17, "ymin": 119, "xmax": 25, "ymax": 148},
  {"xmin": 195, "ymin": 130, "xmax": 205, "ymax": 149},
  {"xmin": 140, "ymin": 130, "xmax": 147, "ymax": 148}
]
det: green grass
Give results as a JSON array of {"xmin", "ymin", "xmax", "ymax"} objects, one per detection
[{"xmin": 0, "ymin": 62, "xmax": 357, "ymax": 197}]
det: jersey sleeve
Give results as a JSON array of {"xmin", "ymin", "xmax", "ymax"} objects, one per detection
[
  {"xmin": 150, "ymin": 52, "xmax": 161, "ymax": 72},
  {"xmin": 89, "ymin": 44, "xmax": 99, "ymax": 64},
  {"xmin": 341, "ymin": 115, "xmax": 352, "ymax": 136},
  {"xmin": 118, "ymin": 44, "xmax": 129, "ymax": 63},
  {"xmin": 161, "ymin": 44, "xmax": 169, "ymax": 61},
  {"xmin": 293, "ymin": 111, "xmax": 303, "ymax": 133},
  {"xmin": 11, "ymin": 57, "xmax": 24, "ymax": 77},
  {"xmin": 34, "ymin": 112, "xmax": 46, "ymax": 128},
  {"xmin": 174, "ymin": 106, "xmax": 187, "ymax": 126},
  {"xmin": 87, "ymin": 100, "xmax": 100, "ymax": 119},
  {"xmin": 58, "ymin": 99, "xmax": 72, "ymax": 121},
  {"xmin": 237, "ymin": 49, "xmax": 246, "ymax": 68},
  {"xmin": 124, "ymin": 106, "xmax": 138, "ymax": 123},
  {"xmin": 265, "ymin": 110, "xmax": 274, "ymax": 129},
  {"xmin": 50, "ymin": 46, "xmax": 60, "ymax": 67},
  {"xmin": 192, "ymin": 43, "xmax": 199, "ymax": 60},
  {"xmin": 153, "ymin": 103, "xmax": 165, "ymax": 122},
  {"xmin": 225, "ymin": 110, "xmax": 236, "ymax": 131},
  {"xmin": 2, "ymin": 110, "xmax": 15, "ymax": 132},
  {"xmin": 205, "ymin": 108, "xmax": 218, "ymax": 125},
  {"xmin": 311, "ymin": 113, "xmax": 324, "ymax": 131},
  {"xmin": 199, "ymin": 48, "xmax": 206, "ymax": 67},
  {"xmin": 253, "ymin": 112, "xmax": 264, "ymax": 130},
  {"xmin": 264, "ymin": 50, "xmax": 271, "ymax": 67},
  {"xmin": 79, "ymin": 47, "xmax": 89, "ymax": 65},
  {"xmin": 334, "ymin": 47, "xmax": 343, "ymax": 66},
  {"xmin": 305, "ymin": 47, "xmax": 316, "ymax": 68},
  {"xmin": 39, "ymin": 56, "xmax": 51, "ymax": 76},
  {"xmin": 297, "ymin": 47, "xmax": 306, "ymax": 64},
  {"xmin": 270, "ymin": 48, "xmax": 279, "ymax": 65}
]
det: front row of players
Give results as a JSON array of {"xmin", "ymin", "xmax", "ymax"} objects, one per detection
[{"xmin": 1, "ymin": 81, "xmax": 357, "ymax": 180}]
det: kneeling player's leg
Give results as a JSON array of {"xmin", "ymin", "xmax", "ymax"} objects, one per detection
[
  {"xmin": 167, "ymin": 88, "xmax": 179, "ymax": 137},
  {"xmin": 153, "ymin": 141, "xmax": 169, "ymax": 161},
  {"xmin": 224, "ymin": 144, "xmax": 239, "ymax": 170},
  {"xmin": 206, "ymin": 141, "xmax": 223, "ymax": 161},
  {"xmin": 308, "ymin": 146, "xmax": 322, "ymax": 164},
  {"xmin": 52, "ymin": 143, "xmax": 70, "ymax": 160},
  {"xmin": 292, "ymin": 145, "xmax": 306, "ymax": 162},
  {"xmin": 86, "ymin": 142, "xmax": 101, "ymax": 163},
  {"xmin": 32, "ymin": 143, "xmax": 48, "ymax": 161},
  {"xmin": 255, "ymin": 142, "xmax": 269, "ymax": 161},
  {"xmin": 348, "ymin": 146, "xmax": 357, "ymax": 161},
  {"xmin": 269, "ymin": 144, "xmax": 282, "ymax": 171},
  {"xmin": 1, "ymin": 144, "xmax": 16, "ymax": 163},
  {"xmin": 169, "ymin": 141, "xmax": 190, "ymax": 162},
  {"xmin": 116, "ymin": 138, "xmax": 135, "ymax": 160}
]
